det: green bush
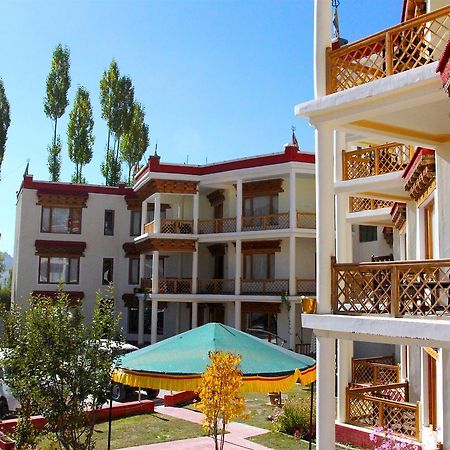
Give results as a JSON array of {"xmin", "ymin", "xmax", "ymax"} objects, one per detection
[{"xmin": 271, "ymin": 394, "xmax": 315, "ymax": 440}]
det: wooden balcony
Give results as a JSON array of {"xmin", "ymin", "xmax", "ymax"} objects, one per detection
[
  {"xmin": 140, "ymin": 277, "xmax": 192, "ymax": 294},
  {"xmin": 144, "ymin": 219, "xmax": 194, "ymax": 235},
  {"xmin": 296, "ymin": 278, "xmax": 316, "ymax": 295},
  {"xmin": 241, "ymin": 279, "xmax": 289, "ymax": 295},
  {"xmin": 343, "ymin": 143, "xmax": 411, "ymax": 180},
  {"xmin": 349, "ymin": 197, "xmax": 395, "ymax": 213},
  {"xmin": 352, "ymin": 356, "xmax": 400, "ymax": 386},
  {"xmin": 198, "ymin": 279, "xmax": 235, "ymax": 294},
  {"xmin": 242, "ymin": 212, "xmax": 289, "ymax": 231},
  {"xmin": 296, "ymin": 211, "xmax": 316, "ymax": 229},
  {"xmin": 327, "ymin": 5, "xmax": 450, "ymax": 93},
  {"xmin": 332, "ymin": 258, "xmax": 450, "ymax": 317},
  {"xmin": 198, "ymin": 217, "xmax": 236, "ymax": 234}
]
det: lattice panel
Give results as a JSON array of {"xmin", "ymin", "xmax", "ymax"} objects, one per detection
[
  {"xmin": 199, "ymin": 217, "xmax": 237, "ymax": 234},
  {"xmin": 296, "ymin": 279, "xmax": 316, "ymax": 295},
  {"xmin": 241, "ymin": 279, "xmax": 289, "ymax": 295},
  {"xmin": 297, "ymin": 212, "xmax": 316, "ymax": 229},
  {"xmin": 399, "ymin": 265, "xmax": 450, "ymax": 316},
  {"xmin": 376, "ymin": 366, "xmax": 401, "ymax": 386},
  {"xmin": 353, "ymin": 363, "xmax": 375, "ymax": 384},
  {"xmin": 383, "ymin": 404, "xmax": 417, "ymax": 438},
  {"xmin": 160, "ymin": 219, "xmax": 194, "ymax": 234},
  {"xmin": 198, "ymin": 279, "xmax": 235, "ymax": 294},
  {"xmin": 348, "ymin": 395, "xmax": 379, "ymax": 427},
  {"xmin": 242, "ymin": 213, "xmax": 289, "ymax": 231},
  {"xmin": 159, "ymin": 278, "xmax": 192, "ymax": 294},
  {"xmin": 350, "ymin": 197, "xmax": 394, "ymax": 213}
]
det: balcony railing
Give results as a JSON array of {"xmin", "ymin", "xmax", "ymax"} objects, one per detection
[
  {"xmin": 242, "ymin": 212, "xmax": 289, "ymax": 231},
  {"xmin": 198, "ymin": 279, "xmax": 235, "ymax": 294},
  {"xmin": 332, "ymin": 258, "xmax": 450, "ymax": 317},
  {"xmin": 198, "ymin": 217, "xmax": 237, "ymax": 234},
  {"xmin": 349, "ymin": 197, "xmax": 395, "ymax": 213},
  {"xmin": 296, "ymin": 278, "xmax": 316, "ymax": 295},
  {"xmin": 352, "ymin": 356, "xmax": 400, "ymax": 386},
  {"xmin": 343, "ymin": 143, "xmax": 411, "ymax": 180},
  {"xmin": 296, "ymin": 212, "xmax": 316, "ymax": 229},
  {"xmin": 346, "ymin": 383, "xmax": 419, "ymax": 440},
  {"xmin": 241, "ymin": 279, "xmax": 289, "ymax": 295},
  {"xmin": 144, "ymin": 219, "xmax": 194, "ymax": 235},
  {"xmin": 327, "ymin": 5, "xmax": 450, "ymax": 93},
  {"xmin": 139, "ymin": 277, "xmax": 192, "ymax": 294}
]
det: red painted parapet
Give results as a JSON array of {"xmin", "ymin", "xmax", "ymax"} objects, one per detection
[{"xmin": 164, "ymin": 391, "xmax": 198, "ymax": 407}]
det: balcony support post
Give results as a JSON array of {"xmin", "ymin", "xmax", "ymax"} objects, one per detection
[
  {"xmin": 192, "ymin": 242, "xmax": 198, "ymax": 294},
  {"xmin": 191, "ymin": 301, "xmax": 198, "ymax": 329},
  {"xmin": 337, "ymin": 339, "xmax": 353, "ymax": 422},
  {"xmin": 141, "ymin": 200, "xmax": 148, "ymax": 234},
  {"xmin": 139, "ymin": 253, "xmax": 146, "ymax": 285},
  {"xmin": 288, "ymin": 303, "xmax": 296, "ymax": 351},
  {"xmin": 421, "ymin": 348, "xmax": 430, "ymax": 426},
  {"xmin": 193, "ymin": 191, "xmax": 199, "ymax": 234},
  {"xmin": 236, "ymin": 179, "xmax": 243, "ymax": 232},
  {"xmin": 234, "ymin": 300, "xmax": 241, "ymax": 330},
  {"xmin": 152, "ymin": 251, "xmax": 159, "ymax": 294},
  {"xmin": 150, "ymin": 299, "xmax": 158, "ymax": 344},
  {"xmin": 314, "ymin": 0, "xmax": 332, "ymax": 98},
  {"xmin": 289, "ymin": 169, "xmax": 297, "ymax": 229},
  {"xmin": 138, "ymin": 295, "xmax": 145, "ymax": 347},
  {"xmin": 316, "ymin": 335, "xmax": 336, "ymax": 449},
  {"xmin": 154, "ymin": 193, "xmax": 161, "ymax": 234},
  {"xmin": 438, "ymin": 348, "xmax": 450, "ymax": 446},
  {"xmin": 289, "ymin": 235, "xmax": 296, "ymax": 296},
  {"xmin": 235, "ymin": 239, "xmax": 242, "ymax": 295}
]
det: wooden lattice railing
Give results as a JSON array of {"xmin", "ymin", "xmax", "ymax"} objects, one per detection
[
  {"xmin": 296, "ymin": 211, "xmax": 316, "ymax": 229},
  {"xmin": 349, "ymin": 197, "xmax": 395, "ymax": 213},
  {"xmin": 144, "ymin": 222, "xmax": 154, "ymax": 234},
  {"xmin": 198, "ymin": 279, "xmax": 235, "ymax": 294},
  {"xmin": 343, "ymin": 143, "xmax": 411, "ymax": 180},
  {"xmin": 159, "ymin": 278, "xmax": 192, "ymax": 294},
  {"xmin": 332, "ymin": 258, "xmax": 450, "ymax": 317},
  {"xmin": 242, "ymin": 212, "xmax": 289, "ymax": 231},
  {"xmin": 160, "ymin": 219, "xmax": 194, "ymax": 234},
  {"xmin": 198, "ymin": 217, "xmax": 237, "ymax": 234},
  {"xmin": 327, "ymin": 5, "xmax": 450, "ymax": 93},
  {"xmin": 346, "ymin": 383, "xmax": 420, "ymax": 440},
  {"xmin": 241, "ymin": 279, "xmax": 289, "ymax": 295},
  {"xmin": 352, "ymin": 356, "xmax": 400, "ymax": 385},
  {"xmin": 296, "ymin": 278, "xmax": 317, "ymax": 295}
]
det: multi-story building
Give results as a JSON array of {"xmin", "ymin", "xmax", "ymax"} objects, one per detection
[
  {"xmin": 12, "ymin": 135, "xmax": 317, "ymax": 352},
  {"xmin": 295, "ymin": 1, "xmax": 450, "ymax": 449}
]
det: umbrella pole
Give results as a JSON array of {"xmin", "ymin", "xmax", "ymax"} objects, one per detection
[
  {"xmin": 308, "ymin": 381, "xmax": 314, "ymax": 450},
  {"xmin": 107, "ymin": 383, "xmax": 113, "ymax": 450}
]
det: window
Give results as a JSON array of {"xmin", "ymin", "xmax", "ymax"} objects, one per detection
[
  {"xmin": 129, "ymin": 258, "xmax": 140, "ymax": 285},
  {"xmin": 243, "ymin": 195, "xmax": 278, "ymax": 217},
  {"xmin": 244, "ymin": 312, "xmax": 277, "ymax": 337},
  {"xmin": 130, "ymin": 210, "xmax": 141, "ymax": 236},
  {"xmin": 104, "ymin": 210, "xmax": 115, "ymax": 236},
  {"xmin": 102, "ymin": 258, "xmax": 114, "ymax": 285},
  {"xmin": 359, "ymin": 225, "xmax": 377, "ymax": 243},
  {"xmin": 41, "ymin": 207, "xmax": 82, "ymax": 234},
  {"xmin": 127, "ymin": 305, "xmax": 164, "ymax": 335},
  {"xmin": 244, "ymin": 253, "xmax": 275, "ymax": 280},
  {"xmin": 39, "ymin": 256, "xmax": 79, "ymax": 284}
]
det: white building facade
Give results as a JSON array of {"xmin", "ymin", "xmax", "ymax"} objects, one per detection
[{"xmin": 296, "ymin": 1, "xmax": 450, "ymax": 449}]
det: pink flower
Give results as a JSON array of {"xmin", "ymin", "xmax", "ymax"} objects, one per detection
[
  {"xmin": 370, "ymin": 433, "xmax": 378, "ymax": 442},
  {"xmin": 294, "ymin": 429, "xmax": 300, "ymax": 440}
]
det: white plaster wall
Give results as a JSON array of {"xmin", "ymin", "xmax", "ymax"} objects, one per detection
[
  {"xmin": 297, "ymin": 176, "xmax": 316, "ymax": 212},
  {"xmin": 353, "ymin": 342, "xmax": 396, "ymax": 359},
  {"xmin": 436, "ymin": 148, "xmax": 450, "ymax": 258},
  {"xmin": 278, "ymin": 177, "xmax": 290, "ymax": 212},
  {"xmin": 296, "ymin": 238, "xmax": 316, "ymax": 278},
  {"xmin": 352, "ymin": 226, "xmax": 393, "ymax": 263}
]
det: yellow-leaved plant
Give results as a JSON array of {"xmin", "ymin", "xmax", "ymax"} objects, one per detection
[{"xmin": 196, "ymin": 351, "xmax": 247, "ymax": 450}]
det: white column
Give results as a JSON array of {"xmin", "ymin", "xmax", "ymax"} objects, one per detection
[
  {"xmin": 315, "ymin": 123, "xmax": 335, "ymax": 313},
  {"xmin": 192, "ymin": 243, "xmax": 199, "ymax": 294},
  {"xmin": 150, "ymin": 299, "xmax": 158, "ymax": 344},
  {"xmin": 316, "ymin": 336, "xmax": 336, "ymax": 449},
  {"xmin": 289, "ymin": 169, "xmax": 297, "ymax": 229},
  {"xmin": 193, "ymin": 192, "xmax": 199, "ymax": 234},
  {"xmin": 138, "ymin": 295, "xmax": 145, "ymax": 346},
  {"xmin": 337, "ymin": 339, "xmax": 353, "ymax": 422},
  {"xmin": 139, "ymin": 253, "xmax": 146, "ymax": 285},
  {"xmin": 154, "ymin": 193, "xmax": 161, "ymax": 233},
  {"xmin": 235, "ymin": 239, "xmax": 242, "ymax": 295},
  {"xmin": 406, "ymin": 202, "xmax": 417, "ymax": 260},
  {"xmin": 421, "ymin": 348, "xmax": 430, "ymax": 426},
  {"xmin": 288, "ymin": 303, "xmax": 296, "ymax": 350},
  {"xmin": 151, "ymin": 251, "xmax": 159, "ymax": 294},
  {"xmin": 234, "ymin": 300, "xmax": 241, "ymax": 330},
  {"xmin": 289, "ymin": 236, "xmax": 296, "ymax": 296},
  {"xmin": 314, "ymin": 0, "xmax": 332, "ymax": 98},
  {"xmin": 400, "ymin": 345, "xmax": 408, "ymax": 381},
  {"xmin": 141, "ymin": 200, "xmax": 148, "ymax": 234},
  {"xmin": 175, "ymin": 302, "xmax": 180, "ymax": 334},
  {"xmin": 438, "ymin": 348, "xmax": 450, "ymax": 447},
  {"xmin": 236, "ymin": 179, "xmax": 243, "ymax": 232},
  {"xmin": 192, "ymin": 301, "xmax": 198, "ymax": 328},
  {"xmin": 416, "ymin": 207, "xmax": 425, "ymax": 260}
]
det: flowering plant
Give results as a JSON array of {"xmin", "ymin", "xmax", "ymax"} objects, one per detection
[{"xmin": 368, "ymin": 426, "xmax": 419, "ymax": 450}]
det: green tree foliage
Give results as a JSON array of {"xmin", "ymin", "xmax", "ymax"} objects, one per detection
[
  {"xmin": 120, "ymin": 102, "xmax": 149, "ymax": 185},
  {"xmin": 44, "ymin": 44, "xmax": 71, "ymax": 182},
  {"xmin": 1, "ymin": 289, "xmax": 123, "ymax": 450},
  {"xmin": 99, "ymin": 60, "xmax": 134, "ymax": 186},
  {"xmin": 0, "ymin": 78, "xmax": 11, "ymax": 178},
  {"xmin": 67, "ymin": 86, "xmax": 94, "ymax": 184}
]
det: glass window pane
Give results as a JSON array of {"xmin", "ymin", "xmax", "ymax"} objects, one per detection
[
  {"xmin": 41, "ymin": 208, "xmax": 50, "ymax": 232},
  {"xmin": 39, "ymin": 257, "xmax": 48, "ymax": 282},
  {"xmin": 51, "ymin": 208, "xmax": 70, "ymax": 233},
  {"xmin": 129, "ymin": 258, "xmax": 139, "ymax": 285},
  {"xmin": 104, "ymin": 210, "xmax": 114, "ymax": 235},
  {"xmin": 244, "ymin": 198, "xmax": 252, "ymax": 217},
  {"xmin": 130, "ymin": 211, "xmax": 141, "ymax": 236},
  {"xmin": 69, "ymin": 208, "xmax": 82, "ymax": 234},
  {"xmin": 253, "ymin": 196, "xmax": 270, "ymax": 216},
  {"xmin": 102, "ymin": 259, "xmax": 114, "ymax": 285},
  {"xmin": 252, "ymin": 254, "xmax": 267, "ymax": 280},
  {"xmin": 69, "ymin": 258, "xmax": 79, "ymax": 283},
  {"xmin": 49, "ymin": 257, "xmax": 69, "ymax": 283}
]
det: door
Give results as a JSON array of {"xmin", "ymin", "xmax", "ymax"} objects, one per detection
[
  {"xmin": 427, "ymin": 352, "xmax": 437, "ymax": 430},
  {"xmin": 424, "ymin": 201, "xmax": 434, "ymax": 260}
]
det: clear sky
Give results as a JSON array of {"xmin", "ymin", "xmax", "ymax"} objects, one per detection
[{"xmin": 0, "ymin": 0, "xmax": 402, "ymax": 255}]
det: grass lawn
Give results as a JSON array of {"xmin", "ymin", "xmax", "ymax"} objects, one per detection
[
  {"xmin": 249, "ymin": 431, "xmax": 315, "ymax": 449},
  {"xmin": 37, "ymin": 413, "xmax": 206, "ymax": 449}
]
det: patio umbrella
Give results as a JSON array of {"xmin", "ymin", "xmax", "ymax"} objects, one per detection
[{"xmin": 112, "ymin": 323, "xmax": 315, "ymax": 392}]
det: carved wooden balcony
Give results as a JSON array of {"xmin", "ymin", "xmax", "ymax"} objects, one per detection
[
  {"xmin": 144, "ymin": 219, "xmax": 194, "ymax": 235},
  {"xmin": 352, "ymin": 356, "xmax": 400, "ymax": 386},
  {"xmin": 296, "ymin": 278, "xmax": 316, "ymax": 295},
  {"xmin": 197, "ymin": 279, "xmax": 235, "ymax": 295},
  {"xmin": 198, "ymin": 217, "xmax": 236, "ymax": 234},
  {"xmin": 242, "ymin": 212, "xmax": 289, "ymax": 231},
  {"xmin": 327, "ymin": 5, "xmax": 450, "ymax": 93},
  {"xmin": 349, "ymin": 197, "xmax": 395, "ymax": 213},
  {"xmin": 296, "ymin": 212, "xmax": 316, "ymax": 229},
  {"xmin": 241, "ymin": 279, "xmax": 289, "ymax": 295}
]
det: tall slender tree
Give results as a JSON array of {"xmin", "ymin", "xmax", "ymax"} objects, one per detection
[
  {"xmin": 120, "ymin": 102, "xmax": 149, "ymax": 185},
  {"xmin": 44, "ymin": 44, "xmax": 71, "ymax": 181},
  {"xmin": 99, "ymin": 60, "xmax": 119, "ymax": 185},
  {"xmin": 0, "ymin": 78, "xmax": 10, "ymax": 179},
  {"xmin": 67, "ymin": 87, "xmax": 94, "ymax": 184}
]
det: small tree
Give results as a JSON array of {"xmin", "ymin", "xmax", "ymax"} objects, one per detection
[
  {"xmin": 0, "ymin": 78, "xmax": 11, "ymax": 178},
  {"xmin": 1, "ymin": 289, "xmax": 123, "ymax": 449},
  {"xmin": 67, "ymin": 86, "xmax": 94, "ymax": 183},
  {"xmin": 196, "ymin": 352, "xmax": 246, "ymax": 450},
  {"xmin": 44, "ymin": 43, "xmax": 71, "ymax": 182}
]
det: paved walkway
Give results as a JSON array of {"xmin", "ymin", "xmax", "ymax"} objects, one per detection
[{"xmin": 118, "ymin": 404, "xmax": 272, "ymax": 450}]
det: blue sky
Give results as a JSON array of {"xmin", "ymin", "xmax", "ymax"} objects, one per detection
[{"xmin": 0, "ymin": 0, "xmax": 402, "ymax": 255}]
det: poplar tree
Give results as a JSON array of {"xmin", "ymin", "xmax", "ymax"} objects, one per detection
[
  {"xmin": 0, "ymin": 78, "xmax": 10, "ymax": 178},
  {"xmin": 44, "ymin": 44, "xmax": 71, "ymax": 181},
  {"xmin": 120, "ymin": 102, "xmax": 149, "ymax": 185},
  {"xmin": 67, "ymin": 87, "xmax": 94, "ymax": 184}
]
